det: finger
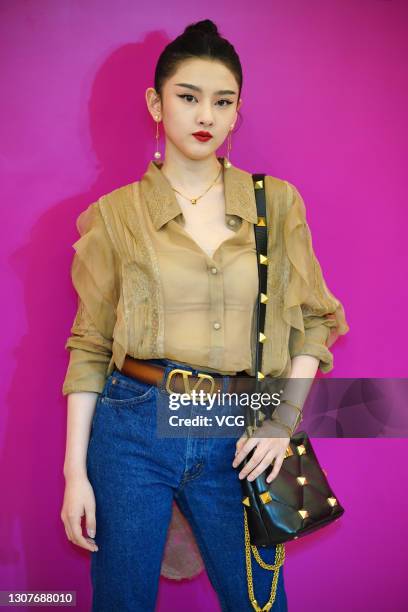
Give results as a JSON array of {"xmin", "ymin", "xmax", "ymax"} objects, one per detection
[
  {"xmin": 66, "ymin": 515, "xmax": 79, "ymax": 544},
  {"xmin": 239, "ymin": 443, "xmax": 272, "ymax": 480},
  {"xmin": 61, "ymin": 512, "xmax": 74, "ymax": 542},
  {"xmin": 235, "ymin": 439, "xmax": 245, "ymax": 453},
  {"xmin": 85, "ymin": 508, "xmax": 96, "ymax": 540},
  {"xmin": 232, "ymin": 436, "xmax": 259, "ymax": 469},
  {"xmin": 234, "ymin": 434, "xmax": 254, "ymax": 460},
  {"xmin": 63, "ymin": 522, "xmax": 73, "ymax": 543},
  {"xmin": 237, "ymin": 442, "xmax": 268, "ymax": 479},
  {"xmin": 266, "ymin": 454, "xmax": 284, "ymax": 483},
  {"xmin": 235, "ymin": 433, "xmax": 248, "ymax": 453},
  {"xmin": 70, "ymin": 515, "xmax": 98, "ymax": 552},
  {"xmin": 246, "ymin": 449, "xmax": 277, "ymax": 482}
]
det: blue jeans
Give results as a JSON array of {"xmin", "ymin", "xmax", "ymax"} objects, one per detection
[{"xmin": 86, "ymin": 359, "xmax": 289, "ymax": 612}]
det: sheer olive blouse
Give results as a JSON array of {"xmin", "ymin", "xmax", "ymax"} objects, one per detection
[{"xmin": 62, "ymin": 156, "xmax": 349, "ymax": 579}]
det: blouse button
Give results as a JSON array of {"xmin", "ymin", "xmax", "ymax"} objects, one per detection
[
  {"xmin": 210, "ymin": 267, "xmax": 218, "ymax": 274},
  {"xmin": 213, "ymin": 322, "xmax": 221, "ymax": 330}
]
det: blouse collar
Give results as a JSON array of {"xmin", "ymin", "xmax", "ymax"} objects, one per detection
[{"xmin": 140, "ymin": 156, "xmax": 258, "ymax": 230}]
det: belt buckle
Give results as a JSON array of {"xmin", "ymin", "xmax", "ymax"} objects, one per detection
[{"xmin": 165, "ymin": 367, "xmax": 216, "ymax": 398}]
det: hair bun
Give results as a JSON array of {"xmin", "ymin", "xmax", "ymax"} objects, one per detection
[{"xmin": 184, "ymin": 19, "xmax": 219, "ymax": 36}]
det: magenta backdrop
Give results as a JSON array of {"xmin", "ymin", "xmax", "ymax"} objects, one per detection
[{"xmin": 1, "ymin": 0, "xmax": 407, "ymax": 610}]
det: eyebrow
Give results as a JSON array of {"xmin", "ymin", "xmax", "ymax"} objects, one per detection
[{"xmin": 175, "ymin": 82, "xmax": 237, "ymax": 96}]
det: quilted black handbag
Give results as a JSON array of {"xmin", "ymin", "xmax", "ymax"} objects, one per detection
[{"xmin": 236, "ymin": 174, "xmax": 345, "ymax": 611}]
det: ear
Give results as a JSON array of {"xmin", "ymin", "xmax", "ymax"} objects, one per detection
[{"xmin": 145, "ymin": 87, "xmax": 162, "ymax": 120}]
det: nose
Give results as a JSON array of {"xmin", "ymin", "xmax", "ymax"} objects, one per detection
[
  {"xmin": 198, "ymin": 118, "xmax": 214, "ymax": 129},
  {"xmin": 197, "ymin": 102, "xmax": 214, "ymax": 127}
]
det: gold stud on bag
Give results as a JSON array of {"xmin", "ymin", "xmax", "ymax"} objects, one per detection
[{"xmin": 236, "ymin": 174, "xmax": 346, "ymax": 611}]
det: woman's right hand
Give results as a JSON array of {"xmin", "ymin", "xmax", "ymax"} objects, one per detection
[{"xmin": 61, "ymin": 474, "xmax": 99, "ymax": 553}]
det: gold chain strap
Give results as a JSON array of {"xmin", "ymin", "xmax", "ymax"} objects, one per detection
[{"xmin": 244, "ymin": 507, "xmax": 285, "ymax": 611}]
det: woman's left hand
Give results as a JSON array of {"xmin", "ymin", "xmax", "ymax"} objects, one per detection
[{"xmin": 232, "ymin": 420, "xmax": 291, "ymax": 484}]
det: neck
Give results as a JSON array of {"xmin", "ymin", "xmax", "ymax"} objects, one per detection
[{"xmin": 159, "ymin": 144, "xmax": 223, "ymax": 192}]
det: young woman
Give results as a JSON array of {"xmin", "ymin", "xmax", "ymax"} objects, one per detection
[{"xmin": 60, "ymin": 19, "xmax": 349, "ymax": 612}]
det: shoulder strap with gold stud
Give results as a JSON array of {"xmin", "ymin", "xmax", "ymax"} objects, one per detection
[{"xmin": 246, "ymin": 173, "xmax": 268, "ymax": 437}]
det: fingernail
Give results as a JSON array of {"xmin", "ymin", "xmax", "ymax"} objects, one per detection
[{"xmin": 88, "ymin": 529, "xmax": 95, "ymax": 538}]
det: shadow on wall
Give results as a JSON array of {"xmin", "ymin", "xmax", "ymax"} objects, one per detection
[{"xmin": 2, "ymin": 30, "xmax": 223, "ymax": 612}]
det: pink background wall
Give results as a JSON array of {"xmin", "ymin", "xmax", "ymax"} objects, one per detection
[{"xmin": 1, "ymin": 0, "xmax": 407, "ymax": 610}]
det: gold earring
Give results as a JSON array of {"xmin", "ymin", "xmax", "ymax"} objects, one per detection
[
  {"xmin": 153, "ymin": 115, "xmax": 161, "ymax": 160},
  {"xmin": 224, "ymin": 125, "xmax": 234, "ymax": 168}
]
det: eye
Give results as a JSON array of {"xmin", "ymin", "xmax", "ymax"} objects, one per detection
[
  {"xmin": 177, "ymin": 94, "xmax": 197, "ymax": 103},
  {"xmin": 177, "ymin": 94, "xmax": 233, "ymax": 107}
]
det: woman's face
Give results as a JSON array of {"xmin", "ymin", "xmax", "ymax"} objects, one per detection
[{"xmin": 147, "ymin": 57, "xmax": 242, "ymax": 161}]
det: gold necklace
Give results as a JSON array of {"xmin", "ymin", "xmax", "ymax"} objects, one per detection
[{"xmin": 170, "ymin": 164, "xmax": 223, "ymax": 205}]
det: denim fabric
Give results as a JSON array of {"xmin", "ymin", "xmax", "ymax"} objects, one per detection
[{"xmin": 86, "ymin": 359, "xmax": 289, "ymax": 611}]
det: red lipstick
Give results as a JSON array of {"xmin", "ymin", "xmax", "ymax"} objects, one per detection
[{"xmin": 192, "ymin": 131, "xmax": 213, "ymax": 142}]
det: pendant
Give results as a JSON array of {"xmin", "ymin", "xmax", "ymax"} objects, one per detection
[{"xmin": 191, "ymin": 199, "xmax": 197, "ymax": 205}]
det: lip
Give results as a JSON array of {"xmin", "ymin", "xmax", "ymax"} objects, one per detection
[{"xmin": 192, "ymin": 131, "xmax": 213, "ymax": 142}]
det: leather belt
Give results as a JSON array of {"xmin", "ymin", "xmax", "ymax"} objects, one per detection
[{"xmin": 120, "ymin": 355, "xmax": 255, "ymax": 397}]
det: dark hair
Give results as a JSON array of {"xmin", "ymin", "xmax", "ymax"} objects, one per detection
[{"xmin": 154, "ymin": 19, "xmax": 243, "ymax": 103}]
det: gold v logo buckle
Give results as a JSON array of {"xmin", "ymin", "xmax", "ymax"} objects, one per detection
[{"xmin": 165, "ymin": 368, "xmax": 216, "ymax": 397}]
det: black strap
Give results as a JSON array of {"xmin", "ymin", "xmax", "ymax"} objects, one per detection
[{"xmin": 248, "ymin": 173, "xmax": 268, "ymax": 432}]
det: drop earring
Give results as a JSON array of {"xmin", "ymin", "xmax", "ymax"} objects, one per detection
[
  {"xmin": 153, "ymin": 115, "xmax": 161, "ymax": 160},
  {"xmin": 224, "ymin": 125, "xmax": 234, "ymax": 168}
]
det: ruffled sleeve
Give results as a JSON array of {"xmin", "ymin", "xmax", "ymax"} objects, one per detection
[
  {"xmin": 62, "ymin": 201, "xmax": 120, "ymax": 395},
  {"xmin": 283, "ymin": 181, "xmax": 350, "ymax": 372}
]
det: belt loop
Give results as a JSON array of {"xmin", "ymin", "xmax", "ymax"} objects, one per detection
[{"xmin": 222, "ymin": 375, "xmax": 230, "ymax": 395}]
